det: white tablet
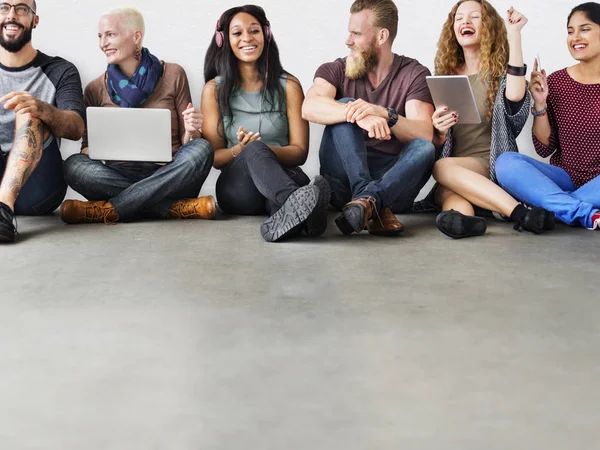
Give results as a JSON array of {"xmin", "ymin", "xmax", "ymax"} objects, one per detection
[{"xmin": 426, "ymin": 75, "xmax": 482, "ymax": 124}]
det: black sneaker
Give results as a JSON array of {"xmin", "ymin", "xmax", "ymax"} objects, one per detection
[
  {"xmin": 514, "ymin": 207, "xmax": 555, "ymax": 234},
  {"xmin": 436, "ymin": 210, "xmax": 487, "ymax": 239},
  {"xmin": 0, "ymin": 202, "xmax": 16, "ymax": 243},
  {"xmin": 304, "ymin": 175, "xmax": 330, "ymax": 237},
  {"xmin": 260, "ymin": 185, "xmax": 319, "ymax": 242}
]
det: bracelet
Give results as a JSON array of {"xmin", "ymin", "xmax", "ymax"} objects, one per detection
[
  {"xmin": 231, "ymin": 145, "xmax": 239, "ymax": 158},
  {"xmin": 507, "ymin": 64, "xmax": 527, "ymax": 76},
  {"xmin": 531, "ymin": 105, "xmax": 547, "ymax": 117}
]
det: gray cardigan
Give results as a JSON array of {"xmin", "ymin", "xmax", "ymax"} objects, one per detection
[{"xmin": 412, "ymin": 75, "xmax": 531, "ymax": 213}]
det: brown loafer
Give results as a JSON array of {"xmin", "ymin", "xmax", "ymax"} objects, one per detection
[
  {"xmin": 367, "ymin": 207, "xmax": 404, "ymax": 236},
  {"xmin": 335, "ymin": 196, "xmax": 377, "ymax": 235}
]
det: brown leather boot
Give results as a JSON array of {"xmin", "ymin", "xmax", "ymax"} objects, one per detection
[
  {"xmin": 335, "ymin": 196, "xmax": 377, "ymax": 235},
  {"xmin": 61, "ymin": 200, "xmax": 119, "ymax": 224},
  {"xmin": 367, "ymin": 207, "xmax": 404, "ymax": 236},
  {"xmin": 168, "ymin": 196, "xmax": 216, "ymax": 220}
]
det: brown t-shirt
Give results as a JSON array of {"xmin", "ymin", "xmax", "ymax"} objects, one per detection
[
  {"xmin": 314, "ymin": 54, "xmax": 433, "ymax": 155},
  {"xmin": 81, "ymin": 62, "xmax": 192, "ymax": 157}
]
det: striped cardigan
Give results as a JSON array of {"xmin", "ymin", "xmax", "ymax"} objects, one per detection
[{"xmin": 412, "ymin": 75, "xmax": 531, "ymax": 213}]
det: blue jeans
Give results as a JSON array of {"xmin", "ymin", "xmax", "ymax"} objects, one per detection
[
  {"xmin": 0, "ymin": 137, "xmax": 67, "ymax": 215},
  {"xmin": 319, "ymin": 121, "xmax": 435, "ymax": 212},
  {"xmin": 496, "ymin": 152, "xmax": 600, "ymax": 228},
  {"xmin": 64, "ymin": 138, "xmax": 214, "ymax": 221}
]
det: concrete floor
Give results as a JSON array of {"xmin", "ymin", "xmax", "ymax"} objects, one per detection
[{"xmin": 1, "ymin": 212, "xmax": 599, "ymax": 449}]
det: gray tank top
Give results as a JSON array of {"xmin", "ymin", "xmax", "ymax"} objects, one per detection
[{"xmin": 215, "ymin": 74, "xmax": 289, "ymax": 148}]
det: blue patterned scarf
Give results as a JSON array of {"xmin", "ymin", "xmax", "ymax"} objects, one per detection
[{"xmin": 106, "ymin": 48, "xmax": 163, "ymax": 108}]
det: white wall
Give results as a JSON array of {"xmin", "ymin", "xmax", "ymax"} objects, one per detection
[{"xmin": 34, "ymin": 0, "xmax": 577, "ymax": 196}]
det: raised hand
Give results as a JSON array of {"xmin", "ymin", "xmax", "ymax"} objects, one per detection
[
  {"xmin": 530, "ymin": 58, "xmax": 548, "ymax": 109},
  {"xmin": 506, "ymin": 7, "xmax": 528, "ymax": 36},
  {"xmin": 182, "ymin": 102, "xmax": 203, "ymax": 134}
]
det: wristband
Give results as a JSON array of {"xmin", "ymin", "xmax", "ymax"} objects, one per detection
[
  {"xmin": 531, "ymin": 105, "xmax": 547, "ymax": 117},
  {"xmin": 507, "ymin": 64, "xmax": 527, "ymax": 76},
  {"xmin": 386, "ymin": 107, "xmax": 398, "ymax": 128}
]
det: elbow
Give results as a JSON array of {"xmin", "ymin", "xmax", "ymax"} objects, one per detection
[
  {"xmin": 76, "ymin": 122, "xmax": 85, "ymax": 140},
  {"xmin": 301, "ymin": 106, "xmax": 310, "ymax": 122},
  {"xmin": 297, "ymin": 149, "xmax": 308, "ymax": 166},
  {"xmin": 301, "ymin": 102, "xmax": 315, "ymax": 123},
  {"xmin": 420, "ymin": 124, "xmax": 434, "ymax": 143},
  {"xmin": 71, "ymin": 117, "xmax": 85, "ymax": 141}
]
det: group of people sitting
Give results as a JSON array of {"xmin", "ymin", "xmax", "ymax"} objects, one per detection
[{"xmin": 0, "ymin": 0, "xmax": 599, "ymax": 244}]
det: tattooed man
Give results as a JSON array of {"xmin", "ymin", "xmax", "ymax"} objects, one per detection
[{"xmin": 0, "ymin": 0, "xmax": 84, "ymax": 242}]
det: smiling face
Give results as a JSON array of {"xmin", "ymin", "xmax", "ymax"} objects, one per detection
[
  {"xmin": 228, "ymin": 12, "xmax": 265, "ymax": 64},
  {"xmin": 98, "ymin": 14, "xmax": 139, "ymax": 65},
  {"xmin": 567, "ymin": 11, "xmax": 600, "ymax": 62},
  {"xmin": 454, "ymin": 1, "xmax": 483, "ymax": 49},
  {"xmin": 0, "ymin": 0, "xmax": 38, "ymax": 53}
]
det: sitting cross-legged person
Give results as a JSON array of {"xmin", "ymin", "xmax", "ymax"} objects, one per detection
[
  {"xmin": 61, "ymin": 7, "xmax": 215, "ymax": 225},
  {"xmin": 302, "ymin": 0, "xmax": 437, "ymax": 237},
  {"xmin": 496, "ymin": 2, "xmax": 600, "ymax": 231}
]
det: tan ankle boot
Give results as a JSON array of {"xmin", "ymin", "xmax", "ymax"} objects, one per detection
[
  {"xmin": 61, "ymin": 200, "xmax": 119, "ymax": 224},
  {"xmin": 168, "ymin": 196, "xmax": 216, "ymax": 220}
]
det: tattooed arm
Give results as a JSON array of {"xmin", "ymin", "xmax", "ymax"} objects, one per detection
[
  {"xmin": 0, "ymin": 91, "xmax": 84, "ymax": 141},
  {"xmin": 0, "ymin": 115, "xmax": 46, "ymax": 209}
]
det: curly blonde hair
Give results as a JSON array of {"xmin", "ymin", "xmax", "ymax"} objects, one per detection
[{"xmin": 435, "ymin": 0, "xmax": 508, "ymax": 120}]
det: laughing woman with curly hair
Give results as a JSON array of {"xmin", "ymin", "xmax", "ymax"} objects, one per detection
[{"xmin": 414, "ymin": 1, "xmax": 555, "ymax": 238}]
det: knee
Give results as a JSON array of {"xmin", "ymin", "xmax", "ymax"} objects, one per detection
[
  {"xmin": 177, "ymin": 138, "xmax": 214, "ymax": 172},
  {"xmin": 242, "ymin": 140, "xmax": 275, "ymax": 160},
  {"xmin": 63, "ymin": 153, "xmax": 89, "ymax": 184},
  {"xmin": 432, "ymin": 157, "xmax": 453, "ymax": 180},
  {"xmin": 495, "ymin": 152, "xmax": 523, "ymax": 181},
  {"xmin": 410, "ymin": 138, "xmax": 436, "ymax": 164}
]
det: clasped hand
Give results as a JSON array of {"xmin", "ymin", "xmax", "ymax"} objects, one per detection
[
  {"xmin": 0, "ymin": 91, "xmax": 50, "ymax": 120},
  {"xmin": 182, "ymin": 102, "xmax": 203, "ymax": 134},
  {"xmin": 344, "ymin": 99, "xmax": 391, "ymax": 141}
]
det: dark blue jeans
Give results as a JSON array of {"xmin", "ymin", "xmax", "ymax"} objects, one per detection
[
  {"xmin": 216, "ymin": 141, "xmax": 309, "ymax": 216},
  {"xmin": 64, "ymin": 138, "xmax": 214, "ymax": 221},
  {"xmin": 0, "ymin": 137, "xmax": 67, "ymax": 215},
  {"xmin": 319, "ymin": 121, "xmax": 435, "ymax": 213}
]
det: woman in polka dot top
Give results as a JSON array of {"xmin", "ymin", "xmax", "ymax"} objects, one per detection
[{"xmin": 496, "ymin": 2, "xmax": 600, "ymax": 230}]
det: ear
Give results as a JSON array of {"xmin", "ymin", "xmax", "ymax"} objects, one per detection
[
  {"xmin": 378, "ymin": 28, "xmax": 390, "ymax": 46},
  {"xmin": 133, "ymin": 30, "xmax": 143, "ymax": 46},
  {"xmin": 33, "ymin": 16, "xmax": 39, "ymax": 29}
]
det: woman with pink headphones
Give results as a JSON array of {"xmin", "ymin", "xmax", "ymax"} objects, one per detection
[{"xmin": 202, "ymin": 5, "xmax": 330, "ymax": 243}]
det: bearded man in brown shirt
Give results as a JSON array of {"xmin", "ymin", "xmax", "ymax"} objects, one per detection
[{"xmin": 302, "ymin": 0, "xmax": 435, "ymax": 236}]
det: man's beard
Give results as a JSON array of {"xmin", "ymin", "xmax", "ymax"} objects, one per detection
[
  {"xmin": 0, "ymin": 19, "xmax": 34, "ymax": 53},
  {"xmin": 345, "ymin": 42, "xmax": 379, "ymax": 80}
]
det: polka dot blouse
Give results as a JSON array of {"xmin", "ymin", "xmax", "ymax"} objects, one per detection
[{"xmin": 532, "ymin": 68, "xmax": 600, "ymax": 187}]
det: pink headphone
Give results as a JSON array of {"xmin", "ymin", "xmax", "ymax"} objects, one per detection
[{"xmin": 215, "ymin": 17, "xmax": 272, "ymax": 48}]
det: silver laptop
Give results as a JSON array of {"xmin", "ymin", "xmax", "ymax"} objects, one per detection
[
  {"xmin": 87, "ymin": 107, "xmax": 172, "ymax": 162},
  {"xmin": 426, "ymin": 75, "xmax": 482, "ymax": 124}
]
